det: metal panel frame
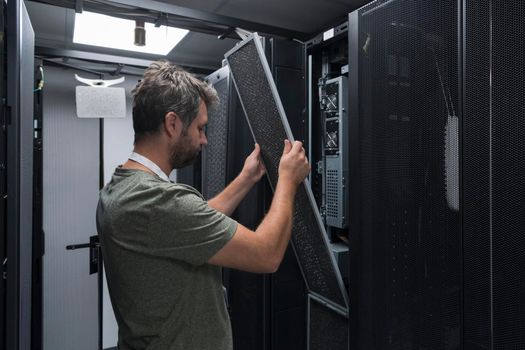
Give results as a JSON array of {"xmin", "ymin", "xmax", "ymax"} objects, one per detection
[
  {"xmin": 95, "ymin": 0, "xmax": 309, "ymax": 40},
  {"xmin": 347, "ymin": 10, "xmax": 361, "ymax": 350},
  {"xmin": 30, "ymin": 0, "xmax": 309, "ymax": 41},
  {"xmin": 225, "ymin": 32, "xmax": 349, "ymax": 314},
  {"xmin": 6, "ymin": 1, "xmax": 34, "ymax": 349}
]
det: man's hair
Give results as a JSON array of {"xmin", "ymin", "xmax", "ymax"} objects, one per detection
[{"xmin": 131, "ymin": 60, "xmax": 218, "ymax": 142}]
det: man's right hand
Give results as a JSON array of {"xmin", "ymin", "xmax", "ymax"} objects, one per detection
[
  {"xmin": 209, "ymin": 139, "xmax": 311, "ymax": 273},
  {"xmin": 278, "ymin": 139, "xmax": 310, "ymax": 186}
]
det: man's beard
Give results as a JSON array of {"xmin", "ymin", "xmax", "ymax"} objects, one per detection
[{"xmin": 169, "ymin": 134, "xmax": 201, "ymax": 169}]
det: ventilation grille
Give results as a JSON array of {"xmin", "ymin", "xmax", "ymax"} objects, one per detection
[
  {"xmin": 492, "ymin": 1, "xmax": 525, "ymax": 348},
  {"xmin": 326, "ymin": 169, "xmax": 340, "ymax": 219},
  {"xmin": 202, "ymin": 72, "xmax": 229, "ymax": 199},
  {"xmin": 463, "ymin": 0, "xmax": 492, "ymax": 348},
  {"xmin": 353, "ymin": 1, "xmax": 461, "ymax": 348},
  {"xmin": 308, "ymin": 296, "xmax": 348, "ymax": 350}
]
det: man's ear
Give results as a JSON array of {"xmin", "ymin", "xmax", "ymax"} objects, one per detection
[{"xmin": 164, "ymin": 111, "xmax": 181, "ymax": 138}]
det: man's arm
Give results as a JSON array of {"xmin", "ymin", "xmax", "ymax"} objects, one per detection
[
  {"xmin": 207, "ymin": 144, "xmax": 265, "ymax": 216},
  {"xmin": 208, "ymin": 140, "xmax": 310, "ymax": 273}
]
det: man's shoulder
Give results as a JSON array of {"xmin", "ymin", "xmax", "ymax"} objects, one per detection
[
  {"xmin": 169, "ymin": 182, "xmax": 202, "ymax": 196},
  {"xmin": 105, "ymin": 169, "xmax": 201, "ymax": 196}
]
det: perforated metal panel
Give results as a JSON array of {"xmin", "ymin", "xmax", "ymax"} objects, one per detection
[
  {"xmin": 202, "ymin": 66, "xmax": 230, "ymax": 200},
  {"xmin": 225, "ymin": 34, "xmax": 348, "ymax": 312},
  {"xmin": 43, "ymin": 66, "xmax": 99, "ymax": 350},
  {"xmin": 307, "ymin": 295, "xmax": 348, "ymax": 350},
  {"xmin": 491, "ymin": 1, "xmax": 525, "ymax": 348},
  {"xmin": 349, "ymin": 1, "xmax": 461, "ymax": 349},
  {"xmin": 463, "ymin": 1, "xmax": 525, "ymax": 349},
  {"xmin": 326, "ymin": 169, "xmax": 339, "ymax": 218},
  {"xmin": 463, "ymin": 0, "xmax": 492, "ymax": 348}
]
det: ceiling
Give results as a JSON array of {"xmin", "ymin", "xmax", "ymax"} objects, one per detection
[{"xmin": 26, "ymin": 0, "xmax": 371, "ymax": 74}]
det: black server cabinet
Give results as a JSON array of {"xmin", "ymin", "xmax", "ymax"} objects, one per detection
[
  {"xmin": 348, "ymin": 1, "xmax": 525, "ymax": 349},
  {"xmin": 348, "ymin": 1, "xmax": 461, "ymax": 349}
]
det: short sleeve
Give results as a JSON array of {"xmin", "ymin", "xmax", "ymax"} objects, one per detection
[{"xmin": 147, "ymin": 185, "xmax": 237, "ymax": 265}]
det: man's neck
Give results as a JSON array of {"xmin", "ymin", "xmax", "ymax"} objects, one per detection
[{"xmin": 126, "ymin": 142, "xmax": 172, "ymax": 176}]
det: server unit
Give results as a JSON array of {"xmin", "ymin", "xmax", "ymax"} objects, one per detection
[
  {"xmin": 306, "ymin": 20, "xmax": 351, "ymax": 350},
  {"xmin": 320, "ymin": 76, "xmax": 349, "ymax": 229}
]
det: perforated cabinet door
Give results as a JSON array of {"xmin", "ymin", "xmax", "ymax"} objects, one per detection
[{"xmin": 202, "ymin": 66, "xmax": 230, "ymax": 200}]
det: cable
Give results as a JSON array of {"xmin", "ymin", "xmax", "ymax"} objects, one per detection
[{"xmin": 34, "ymin": 65, "xmax": 45, "ymax": 92}]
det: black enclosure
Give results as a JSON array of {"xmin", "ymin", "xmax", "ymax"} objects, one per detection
[
  {"xmin": 349, "ymin": 0, "xmax": 525, "ymax": 349},
  {"xmin": 348, "ymin": 1, "xmax": 461, "ymax": 349}
]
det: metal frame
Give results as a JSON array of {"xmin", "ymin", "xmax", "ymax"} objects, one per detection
[
  {"xmin": 305, "ymin": 20, "xmax": 350, "ymax": 49},
  {"xmin": 307, "ymin": 54, "xmax": 313, "ymax": 184},
  {"xmin": 458, "ymin": 1, "xmax": 466, "ymax": 345},
  {"xmin": 30, "ymin": 0, "xmax": 310, "ymax": 41},
  {"xmin": 35, "ymin": 47, "xmax": 152, "ymax": 67},
  {"xmin": 347, "ymin": 10, "xmax": 360, "ymax": 350},
  {"xmin": 35, "ymin": 46, "xmax": 216, "ymax": 76},
  {"xmin": 225, "ymin": 33, "xmax": 349, "ymax": 314},
  {"xmin": 6, "ymin": 1, "xmax": 34, "ymax": 349},
  {"xmin": 98, "ymin": 0, "xmax": 309, "ymax": 40}
]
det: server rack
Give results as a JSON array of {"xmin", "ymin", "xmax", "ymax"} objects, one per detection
[
  {"xmin": 306, "ymin": 21, "xmax": 350, "ymax": 350},
  {"xmin": 348, "ymin": 2, "xmax": 461, "ymax": 349},
  {"xmin": 348, "ymin": 0, "xmax": 525, "ymax": 349}
]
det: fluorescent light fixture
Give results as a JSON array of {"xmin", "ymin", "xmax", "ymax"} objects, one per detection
[{"xmin": 73, "ymin": 11, "xmax": 188, "ymax": 55}]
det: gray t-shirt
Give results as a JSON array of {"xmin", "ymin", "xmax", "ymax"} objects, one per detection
[{"xmin": 96, "ymin": 168, "xmax": 237, "ymax": 350}]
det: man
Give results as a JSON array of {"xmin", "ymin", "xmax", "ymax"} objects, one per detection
[{"xmin": 96, "ymin": 60, "xmax": 310, "ymax": 350}]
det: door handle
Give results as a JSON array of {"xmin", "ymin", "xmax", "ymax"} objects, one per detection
[{"xmin": 66, "ymin": 235, "xmax": 101, "ymax": 275}]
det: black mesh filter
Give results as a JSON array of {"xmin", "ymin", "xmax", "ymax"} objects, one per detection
[
  {"xmin": 202, "ymin": 67, "xmax": 230, "ymax": 199},
  {"xmin": 491, "ymin": 1, "xmax": 525, "ymax": 348},
  {"xmin": 226, "ymin": 35, "xmax": 348, "ymax": 311},
  {"xmin": 308, "ymin": 296, "xmax": 348, "ymax": 350},
  {"xmin": 350, "ymin": 1, "xmax": 461, "ymax": 348}
]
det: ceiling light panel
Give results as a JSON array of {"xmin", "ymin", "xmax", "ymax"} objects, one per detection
[{"xmin": 73, "ymin": 11, "xmax": 188, "ymax": 55}]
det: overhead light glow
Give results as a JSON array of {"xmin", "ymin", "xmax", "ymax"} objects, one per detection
[{"xmin": 73, "ymin": 11, "xmax": 188, "ymax": 55}]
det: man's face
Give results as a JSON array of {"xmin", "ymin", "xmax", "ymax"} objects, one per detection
[{"xmin": 169, "ymin": 101, "xmax": 208, "ymax": 169}]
